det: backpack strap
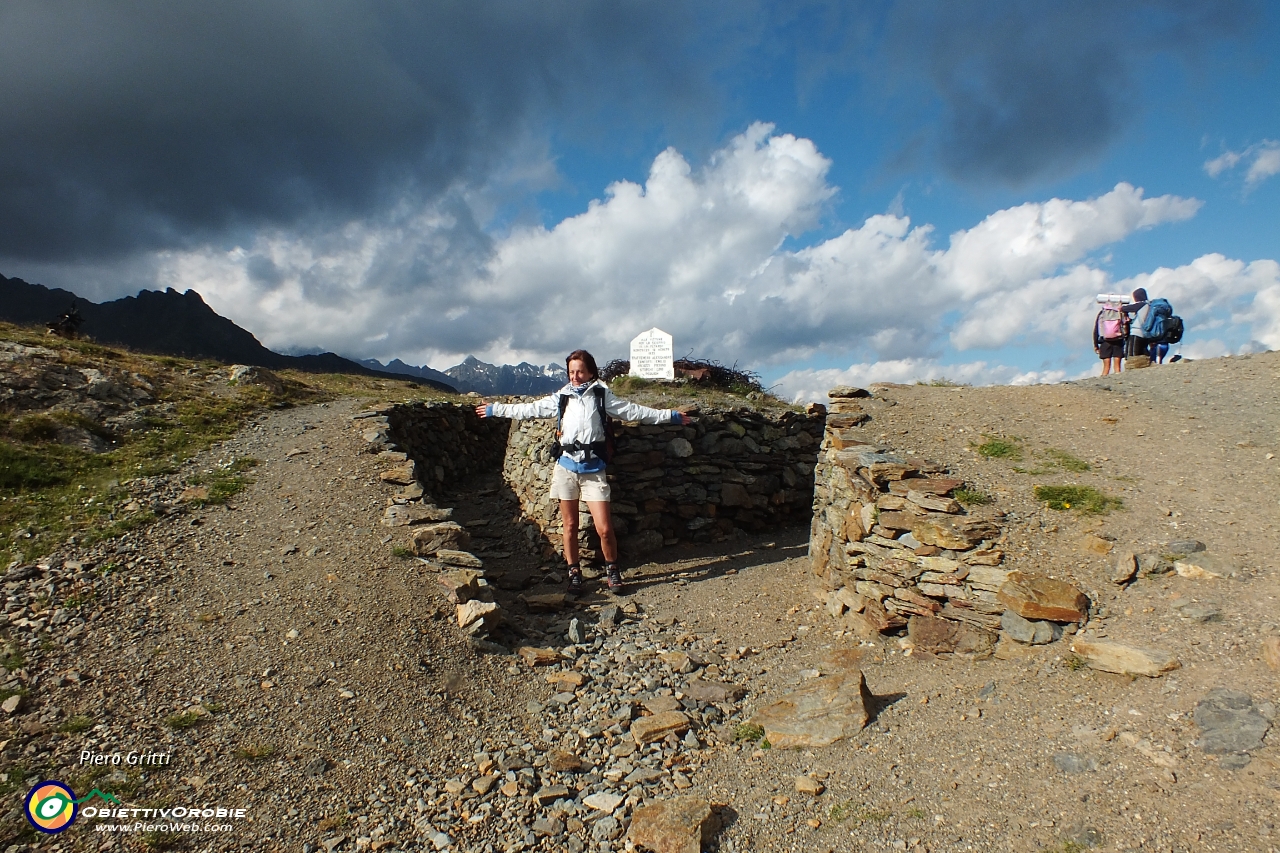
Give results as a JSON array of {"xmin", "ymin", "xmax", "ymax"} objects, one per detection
[
  {"xmin": 556, "ymin": 392, "xmax": 571, "ymax": 437},
  {"xmin": 591, "ymin": 385, "xmax": 607, "ymax": 425}
]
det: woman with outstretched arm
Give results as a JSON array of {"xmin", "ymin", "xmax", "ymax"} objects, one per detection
[{"xmin": 475, "ymin": 349, "xmax": 692, "ymax": 594}]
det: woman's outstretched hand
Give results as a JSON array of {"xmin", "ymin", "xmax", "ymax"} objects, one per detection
[
  {"xmin": 677, "ymin": 412, "xmax": 693, "ymax": 425},
  {"xmin": 474, "ymin": 404, "xmax": 489, "ymax": 418}
]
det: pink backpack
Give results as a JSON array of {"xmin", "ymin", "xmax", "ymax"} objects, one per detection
[{"xmin": 1097, "ymin": 303, "xmax": 1124, "ymax": 340}]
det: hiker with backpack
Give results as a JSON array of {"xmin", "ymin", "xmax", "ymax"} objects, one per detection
[
  {"xmin": 1121, "ymin": 287, "xmax": 1155, "ymax": 361},
  {"xmin": 475, "ymin": 349, "xmax": 692, "ymax": 594},
  {"xmin": 1120, "ymin": 287, "xmax": 1183, "ymax": 363},
  {"xmin": 1093, "ymin": 295, "xmax": 1128, "ymax": 375}
]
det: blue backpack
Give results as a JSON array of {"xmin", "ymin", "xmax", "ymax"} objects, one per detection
[{"xmin": 1141, "ymin": 298, "xmax": 1173, "ymax": 340}]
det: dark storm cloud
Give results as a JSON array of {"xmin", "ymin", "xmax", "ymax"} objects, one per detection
[
  {"xmin": 881, "ymin": 0, "xmax": 1260, "ymax": 184},
  {"xmin": 0, "ymin": 0, "xmax": 732, "ymax": 261}
]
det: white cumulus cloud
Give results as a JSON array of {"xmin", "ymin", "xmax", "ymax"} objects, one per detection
[
  {"xmin": 136, "ymin": 123, "xmax": 1276, "ymax": 384},
  {"xmin": 773, "ymin": 359, "xmax": 1073, "ymax": 404},
  {"xmin": 1204, "ymin": 140, "xmax": 1280, "ymax": 190}
]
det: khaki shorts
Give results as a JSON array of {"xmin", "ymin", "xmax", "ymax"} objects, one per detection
[{"xmin": 549, "ymin": 465, "xmax": 611, "ymax": 502}]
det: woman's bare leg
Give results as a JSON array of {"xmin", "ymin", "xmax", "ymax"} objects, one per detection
[
  {"xmin": 585, "ymin": 501, "xmax": 617, "ymax": 564},
  {"xmin": 560, "ymin": 499, "xmax": 580, "ymax": 565}
]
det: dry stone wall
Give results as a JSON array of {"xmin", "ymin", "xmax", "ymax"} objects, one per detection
[
  {"xmin": 367, "ymin": 400, "xmax": 825, "ymax": 559},
  {"xmin": 809, "ymin": 387, "xmax": 1016, "ymax": 652},
  {"xmin": 372, "ymin": 401, "xmax": 510, "ymax": 491},
  {"xmin": 502, "ymin": 408, "xmax": 825, "ymax": 557}
]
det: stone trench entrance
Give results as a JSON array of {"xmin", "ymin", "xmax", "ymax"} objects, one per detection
[
  {"xmin": 352, "ymin": 400, "xmax": 826, "ymax": 647},
  {"xmin": 358, "ymin": 392, "xmax": 1025, "ymax": 655}
]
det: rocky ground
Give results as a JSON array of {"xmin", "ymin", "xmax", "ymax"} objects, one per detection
[{"xmin": 2, "ymin": 350, "xmax": 1278, "ymax": 853}]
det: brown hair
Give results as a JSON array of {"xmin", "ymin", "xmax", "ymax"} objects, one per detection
[{"xmin": 565, "ymin": 349, "xmax": 598, "ymax": 380}]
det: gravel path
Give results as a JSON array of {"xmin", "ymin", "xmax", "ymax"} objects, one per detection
[{"xmin": 3, "ymin": 351, "xmax": 1278, "ymax": 852}]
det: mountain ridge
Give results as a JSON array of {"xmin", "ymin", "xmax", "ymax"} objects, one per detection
[
  {"xmin": 0, "ymin": 274, "xmax": 456, "ymax": 392},
  {"xmin": 443, "ymin": 355, "xmax": 566, "ymax": 396},
  {"xmin": 359, "ymin": 355, "xmax": 567, "ymax": 396}
]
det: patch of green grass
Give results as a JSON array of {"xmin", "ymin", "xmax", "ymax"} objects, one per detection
[
  {"xmin": 0, "ymin": 761, "xmax": 31, "ymax": 798},
  {"xmin": 1063, "ymin": 654, "xmax": 1088, "ymax": 672},
  {"xmin": 905, "ymin": 807, "xmax": 927, "ymax": 819},
  {"xmin": 57, "ymin": 715, "xmax": 95, "ymax": 733},
  {"xmin": 225, "ymin": 457, "xmax": 260, "ymax": 474},
  {"xmin": 952, "ymin": 488, "xmax": 992, "ymax": 507},
  {"xmin": 1034, "ymin": 484, "xmax": 1123, "ymax": 515},
  {"xmin": 106, "ymin": 771, "xmax": 145, "ymax": 798},
  {"xmin": 0, "ymin": 441, "xmax": 89, "ymax": 490},
  {"xmin": 2, "ymin": 647, "xmax": 25, "ymax": 670},
  {"xmin": 974, "ymin": 436, "xmax": 1022, "ymax": 460},
  {"xmin": 1043, "ymin": 448, "xmax": 1091, "ymax": 472},
  {"xmin": 163, "ymin": 711, "xmax": 205, "ymax": 730},
  {"xmin": 78, "ymin": 510, "xmax": 158, "ymax": 548},
  {"xmin": 0, "ymin": 686, "xmax": 29, "ymax": 703},
  {"xmin": 732, "ymin": 723, "xmax": 765, "ymax": 743},
  {"xmin": 187, "ymin": 459, "xmax": 260, "ymax": 506},
  {"xmin": 9, "ymin": 414, "xmax": 62, "ymax": 443},
  {"xmin": 609, "ymin": 375, "xmax": 654, "ymax": 394},
  {"xmin": 234, "ymin": 743, "xmax": 276, "ymax": 762},
  {"xmin": 391, "ymin": 545, "xmax": 414, "ymax": 559},
  {"xmin": 318, "ymin": 813, "xmax": 351, "ymax": 832},
  {"xmin": 62, "ymin": 590, "xmax": 97, "ymax": 609},
  {"xmin": 829, "ymin": 801, "xmax": 891, "ymax": 825}
]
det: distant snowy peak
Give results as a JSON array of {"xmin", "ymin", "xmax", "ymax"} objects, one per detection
[
  {"xmin": 444, "ymin": 356, "xmax": 566, "ymax": 396},
  {"xmin": 356, "ymin": 357, "xmax": 454, "ymax": 387}
]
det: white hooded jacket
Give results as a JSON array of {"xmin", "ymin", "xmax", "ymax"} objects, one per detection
[{"xmin": 487, "ymin": 380, "xmax": 679, "ymax": 473}]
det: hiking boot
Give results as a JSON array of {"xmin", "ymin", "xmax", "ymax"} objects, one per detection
[
  {"xmin": 605, "ymin": 563, "xmax": 623, "ymax": 592},
  {"xmin": 567, "ymin": 564, "xmax": 583, "ymax": 595}
]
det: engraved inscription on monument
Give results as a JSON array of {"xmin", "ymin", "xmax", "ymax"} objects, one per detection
[{"xmin": 629, "ymin": 327, "xmax": 674, "ymax": 380}]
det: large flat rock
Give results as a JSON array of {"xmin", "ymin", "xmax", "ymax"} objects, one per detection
[
  {"xmin": 1194, "ymin": 688, "xmax": 1271, "ymax": 754},
  {"xmin": 683, "ymin": 680, "xmax": 747, "ymax": 704},
  {"xmin": 410, "ymin": 522, "xmax": 471, "ymax": 556},
  {"xmin": 1174, "ymin": 553, "xmax": 1238, "ymax": 579},
  {"xmin": 1070, "ymin": 639, "xmax": 1180, "ymax": 677},
  {"xmin": 997, "ymin": 571, "xmax": 1089, "ymax": 622},
  {"xmin": 631, "ymin": 711, "xmax": 691, "ymax": 744},
  {"xmin": 627, "ymin": 797, "xmax": 716, "ymax": 853},
  {"xmin": 750, "ymin": 671, "xmax": 873, "ymax": 749},
  {"xmin": 911, "ymin": 515, "xmax": 999, "ymax": 550}
]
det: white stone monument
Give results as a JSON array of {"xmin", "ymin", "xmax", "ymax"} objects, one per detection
[{"xmin": 629, "ymin": 327, "xmax": 675, "ymax": 380}]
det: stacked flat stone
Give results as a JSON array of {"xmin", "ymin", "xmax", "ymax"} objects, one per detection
[
  {"xmin": 809, "ymin": 387, "xmax": 1009, "ymax": 646},
  {"xmin": 355, "ymin": 408, "xmax": 502, "ymax": 639},
  {"xmin": 377, "ymin": 401, "xmax": 510, "ymax": 491}
]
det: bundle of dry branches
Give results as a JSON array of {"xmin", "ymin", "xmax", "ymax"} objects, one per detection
[{"xmin": 600, "ymin": 357, "xmax": 764, "ymax": 393}]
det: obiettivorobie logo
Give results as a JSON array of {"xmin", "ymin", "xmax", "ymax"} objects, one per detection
[
  {"xmin": 23, "ymin": 780, "xmax": 247, "ymax": 835},
  {"xmin": 24, "ymin": 782, "xmax": 119, "ymax": 833}
]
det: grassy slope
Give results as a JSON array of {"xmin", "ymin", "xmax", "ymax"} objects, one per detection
[{"xmin": 0, "ymin": 322, "xmax": 458, "ymax": 563}]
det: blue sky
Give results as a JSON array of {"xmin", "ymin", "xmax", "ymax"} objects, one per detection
[{"xmin": 1, "ymin": 1, "xmax": 1277, "ymax": 399}]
